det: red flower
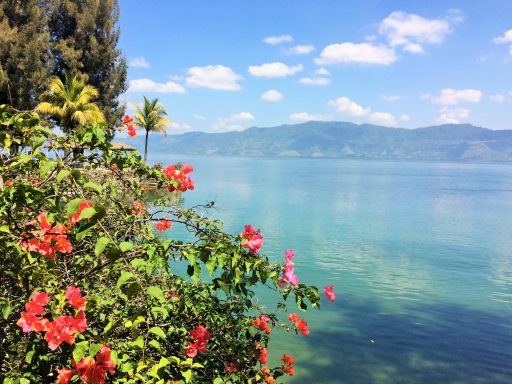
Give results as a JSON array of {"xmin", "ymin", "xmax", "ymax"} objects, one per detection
[
  {"xmin": 44, "ymin": 311, "xmax": 87, "ymax": 350},
  {"xmin": 127, "ymin": 124, "xmax": 137, "ymax": 137},
  {"xmin": 252, "ymin": 315, "xmax": 272, "ymax": 334},
  {"xmin": 225, "ymin": 362, "xmax": 239, "ymax": 373},
  {"xmin": 240, "ymin": 224, "xmax": 263, "ymax": 254},
  {"xmin": 17, "ymin": 311, "xmax": 49, "ymax": 333},
  {"xmin": 288, "ymin": 313, "xmax": 310, "ymax": 336},
  {"xmin": 69, "ymin": 200, "xmax": 94, "ymax": 224},
  {"xmin": 185, "ymin": 343, "xmax": 197, "ymax": 358},
  {"xmin": 131, "ymin": 200, "xmax": 146, "ymax": 215},
  {"xmin": 123, "ymin": 115, "xmax": 133, "ymax": 124},
  {"xmin": 281, "ymin": 354, "xmax": 295, "ymax": 376},
  {"xmin": 155, "ymin": 219, "xmax": 173, "ymax": 232},
  {"xmin": 186, "ymin": 325, "xmax": 211, "ymax": 357},
  {"xmin": 96, "ymin": 345, "xmax": 116, "ymax": 375},
  {"xmin": 163, "ymin": 164, "xmax": 195, "ymax": 192},
  {"xmin": 190, "ymin": 325, "xmax": 211, "ymax": 341},
  {"xmin": 65, "ymin": 285, "xmax": 87, "ymax": 311},
  {"xmin": 57, "ymin": 367, "xmax": 75, "ymax": 384},
  {"xmin": 4, "ymin": 180, "xmax": 13, "ymax": 186},
  {"xmin": 259, "ymin": 347, "xmax": 268, "ymax": 364}
]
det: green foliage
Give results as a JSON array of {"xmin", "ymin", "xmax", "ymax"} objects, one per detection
[{"xmin": 0, "ymin": 105, "xmax": 323, "ymax": 383}]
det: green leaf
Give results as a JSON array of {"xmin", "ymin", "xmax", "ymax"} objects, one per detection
[
  {"xmin": 19, "ymin": 379, "xmax": 30, "ymax": 384},
  {"xmin": 89, "ymin": 343, "xmax": 102, "ymax": 358},
  {"xmin": 0, "ymin": 225, "xmax": 10, "ymax": 233},
  {"xmin": 149, "ymin": 326, "xmax": 166, "ymax": 340},
  {"xmin": 95, "ymin": 237, "xmax": 110, "ymax": 256},
  {"xmin": 182, "ymin": 369, "xmax": 193, "ymax": 383},
  {"xmin": 76, "ymin": 222, "xmax": 96, "ymax": 241},
  {"xmin": 146, "ymin": 286, "xmax": 165, "ymax": 301},
  {"xmin": 151, "ymin": 306, "xmax": 169, "ymax": 320},
  {"xmin": 79, "ymin": 207, "xmax": 96, "ymax": 220},
  {"xmin": 56, "ymin": 169, "xmax": 71, "ymax": 182},
  {"xmin": 73, "ymin": 341, "xmax": 89, "ymax": 362},
  {"xmin": 120, "ymin": 242, "xmax": 134, "ymax": 252},
  {"xmin": 2, "ymin": 304, "xmax": 12, "ymax": 320},
  {"xmin": 148, "ymin": 339, "xmax": 161, "ymax": 352},
  {"xmin": 39, "ymin": 159, "xmax": 57, "ymax": 178},
  {"xmin": 25, "ymin": 349, "xmax": 35, "ymax": 364},
  {"xmin": 131, "ymin": 335, "xmax": 144, "ymax": 349},
  {"xmin": 213, "ymin": 378, "xmax": 224, "ymax": 384},
  {"xmin": 67, "ymin": 198, "xmax": 83, "ymax": 215},
  {"xmin": 84, "ymin": 181, "xmax": 102, "ymax": 194},
  {"xmin": 206, "ymin": 256, "xmax": 217, "ymax": 276},
  {"xmin": 116, "ymin": 271, "xmax": 135, "ymax": 289}
]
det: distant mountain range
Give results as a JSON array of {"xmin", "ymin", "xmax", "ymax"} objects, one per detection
[{"xmin": 119, "ymin": 121, "xmax": 512, "ymax": 162}]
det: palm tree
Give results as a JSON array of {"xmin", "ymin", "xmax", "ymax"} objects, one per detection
[
  {"xmin": 36, "ymin": 71, "xmax": 105, "ymax": 135},
  {"xmin": 133, "ymin": 96, "xmax": 170, "ymax": 163}
]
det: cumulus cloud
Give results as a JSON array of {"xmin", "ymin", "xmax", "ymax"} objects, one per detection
[
  {"xmin": 381, "ymin": 94, "xmax": 401, "ymax": 102},
  {"xmin": 169, "ymin": 121, "xmax": 196, "ymax": 134},
  {"xmin": 315, "ymin": 68, "xmax": 330, "ymax": 75},
  {"xmin": 263, "ymin": 34, "xmax": 293, "ymax": 45},
  {"xmin": 494, "ymin": 29, "xmax": 512, "ymax": 55},
  {"xmin": 315, "ymin": 43, "xmax": 397, "ymax": 65},
  {"xmin": 289, "ymin": 112, "xmax": 332, "ymax": 122},
  {"xmin": 379, "ymin": 11, "xmax": 457, "ymax": 54},
  {"xmin": 422, "ymin": 88, "xmax": 482, "ymax": 105},
  {"xmin": 435, "ymin": 107, "xmax": 470, "ymax": 124},
  {"xmin": 298, "ymin": 77, "xmax": 330, "ymax": 86},
  {"xmin": 128, "ymin": 78, "xmax": 185, "ymax": 93},
  {"xmin": 248, "ymin": 62, "xmax": 303, "ymax": 78},
  {"xmin": 327, "ymin": 96, "xmax": 399, "ymax": 127},
  {"xmin": 129, "ymin": 56, "xmax": 150, "ymax": 68},
  {"xmin": 231, "ymin": 112, "xmax": 255, "ymax": 121},
  {"xmin": 400, "ymin": 114, "xmax": 410, "ymax": 121},
  {"xmin": 286, "ymin": 44, "xmax": 315, "ymax": 55},
  {"xmin": 368, "ymin": 112, "xmax": 397, "ymax": 126},
  {"xmin": 261, "ymin": 90, "xmax": 283, "ymax": 102},
  {"xmin": 186, "ymin": 65, "xmax": 243, "ymax": 91},
  {"xmin": 328, "ymin": 97, "xmax": 370, "ymax": 117}
]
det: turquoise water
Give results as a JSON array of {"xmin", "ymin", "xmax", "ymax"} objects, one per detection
[{"xmin": 152, "ymin": 154, "xmax": 512, "ymax": 384}]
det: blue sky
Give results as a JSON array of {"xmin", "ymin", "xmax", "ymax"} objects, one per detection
[{"xmin": 118, "ymin": 1, "xmax": 512, "ymax": 133}]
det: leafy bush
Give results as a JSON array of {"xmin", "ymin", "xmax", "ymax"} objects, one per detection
[{"xmin": 0, "ymin": 104, "xmax": 332, "ymax": 383}]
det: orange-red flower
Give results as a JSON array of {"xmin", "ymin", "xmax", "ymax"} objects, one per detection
[
  {"xmin": 155, "ymin": 219, "xmax": 173, "ymax": 232},
  {"xmin": 122, "ymin": 115, "xmax": 133, "ymax": 124},
  {"xmin": 288, "ymin": 312, "xmax": 310, "ymax": 336},
  {"xmin": 69, "ymin": 200, "xmax": 94, "ymax": 224},
  {"xmin": 65, "ymin": 285, "xmax": 87, "ymax": 311}
]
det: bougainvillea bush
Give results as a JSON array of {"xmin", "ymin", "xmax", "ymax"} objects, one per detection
[{"xmin": 0, "ymin": 104, "xmax": 333, "ymax": 383}]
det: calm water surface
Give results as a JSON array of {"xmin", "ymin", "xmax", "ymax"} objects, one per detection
[{"xmin": 152, "ymin": 154, "xmax": 512, "ymax": 384}]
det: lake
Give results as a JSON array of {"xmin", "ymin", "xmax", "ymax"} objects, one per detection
[{"xmin": 152, "ymin": 153, "xmax": 512, "ymax": 384}]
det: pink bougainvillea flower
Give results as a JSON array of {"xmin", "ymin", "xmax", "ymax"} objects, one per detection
[
  {"xmin": 65, "ymin": 285, "xmax": 87, "ymax": 311},
  {"xmin": 44, "ymin": 311, "xmax": 87, "ymax": 350},
  {"xmin": 96, "ymin": 345, "xmax": 117, "ymax": 375},
  {"xmin": 278, "ymin": 249, "xmax": 299, "ymax": 287},
  {"xmin": 186, "ymin": 325, "xmax": 211, "ymax": 357},
  {"xmin": 155, "ymin": 219, "xmax": 173, "ymax": 232},
  {"xmin": 17, "ymin": 311, "xmax": 49, "ymax": 333},
  {"xmin": 189, "ymin": 325, "xmax": 211, "ymax": 341},
  {"xmin": 324, "ymin": 285, "xmax": 336, "ymax": 302},
  {"xmin": 63, "ymin": 345, "xmax": 115, "ymax": 384},
  {"xmin": 284, "ymin": 249, "xmax": 294, "ymax": 262},
  {"xmin": 185, "ymin": 343, "xmax": 198, "ymax": 358},
  {"xmin": 240, "ymin": 224, "xmax": 263, "ymax": 254}
]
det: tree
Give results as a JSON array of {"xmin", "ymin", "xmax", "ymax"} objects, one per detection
[
  {"xmin": 36, "ymin": 71, "xmax": 104, "ymax": 135},
  {"xmin": 0, "ymin": 0, "xmax": 51, "ymax": 110},
  {"xmin": 47, "ymin": 0, "xmax": 127, "ymax": 138},
  {"xmin": 133, "ymin": 96, "xmax": 170, "ymax": 163}
]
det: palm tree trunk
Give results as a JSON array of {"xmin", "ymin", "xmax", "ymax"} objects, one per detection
[{"xmin": 144, "ymin": 130, "xmax": 149, "ymax": 163}]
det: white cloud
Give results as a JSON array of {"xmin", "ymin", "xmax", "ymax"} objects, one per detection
[
  {"xmin": 328, "ymin": 96, "xmax": 399, "ymax": 127},
  {"xmin": 287, "ymin": 44, "xmax": 315, "ymax": 55},
  {"xmin": 193, "ymin": 114, "xmax": 206, "ymax": 120},
  {"xmin": 298, "ymin": 77, "xmax": 330, "ymax": 86},
  {"xmin": 422, "ymin": 88, "xmax": 482, "ymax": 105},
  {"xmin": 261, "ymin": 90, "xmax": 283, "ymax": 102},
  {"xmin": 248, "ymin": 62, "xmax": 303, "ymax": 78},
  {"xmin": 435, "ymin": 107, "xmax": 470, "ymax": 124},
  {"xmin": 231, "ymin": 112, "xmax": 255, "ymax": 121},
  {"xmin": 289, "ymin": 112, "xmax": 332, "ymax": 122},
  {"xmin": 169, "ymin": 121, "xmax": 196, "ymax": 134},
  {"xmin": 128, "ymin": 78, "xmax": 185, "ymax": 93},
  {"xmin": 186, "ymin": 65, "xmax": 243, "ymax": 91},
  {"xmin": 263, "ymin": 34, "xmax": 293, "ymax": 45},
  {"xmin": 315, "ymin": 68, "xmax": 330, "ymax": 75},
  {"xmin": 494, "ymin": 29, "xmax": 512, "ymax": 44},
  {"xmin": 368, "ymin": 112, "xmax": 397, "ymax": 127},
  {"xmin": 381, "ymin": 94, "xmax": 401, "ymax": 102},
  {"xmin": 400, "ymin": 114, "xmax": 410, "ymax": 121},
  {"xmin": 327, "ymin": 97, "xmax": 370, "ymax": 117},
  {"xmin": 494, "ymin": 29, "xmax": 512, "ymax": 55},
  {"xmin": 379, "ymin": 11, "xmax": 455, "ymax": 54},
  {"xmin": 315, "ymin": 42, "xmax": 397, "ymax": 65},
  {"xmin": 129, "ymin": 56, "xmax": 150, "ymax": 68},
  {"xmin": 490, "ymin": 94, "xmax": 507, "ymax": 103}
]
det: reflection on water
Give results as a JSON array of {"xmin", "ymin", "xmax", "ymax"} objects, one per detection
[{"xmin": 151, "ymin": 153, "xmax": 512, "ymax": 383}]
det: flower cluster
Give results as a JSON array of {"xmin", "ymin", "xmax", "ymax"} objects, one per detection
[
  {"xmin": 57, "ymin": 345, "xmax": 116, "ymax": 384},
  {"xmin": 131, "ymin": 200, "xmax": 146, "ymax": 215},
  {"xmin": 122, "ymin": 115, "xmax": 137, "ymax": 137},
  {"xmin": 155, "ymin": 218, "xmax": 173, "ymax": 232},
  {"xmin": 240, "ymin": 224, "xmax": 263, "ymax": 254},
  {"xmin": 185, "ymin": 325, "xmax": 211, "ymax": 358},
  {"xmin": 252, "ymin": 314, "xmax": 271, "ymax": 334},
  {"xmin": 69, "ymin": 200, "xmax": 94, "ymax": 225},
  {"xmin": 17, "ymin": 286, "xmax": 87, "ymax": 350},
  {"xmin": 324, "ymin": 284, "xmax": 336, "ymax": 302},
  {"xmin": 261, "ymin": 366, "xmax": 275, "ymax": 384},
  {"xmin": 278, "ymin": 249, "xmax": 299, "ymax": 287},
  {"xmin": 20, "ymin": 212, "xmax": 72, "ymax": 259},
  {"xmin": 162, "ymin": 164, "xmax": 195, "ymax": 192},
  {"xmin": 288, "ymin": 312, "xmax": 310, "ymax": 336},
  {"xmin": 281, "ymin": 354, "xmax": 295, "ymax": 376},
  {"xmin": 256, "ymin": 343, "xmax": 268, "ymax": 364}
]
